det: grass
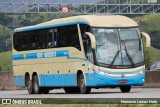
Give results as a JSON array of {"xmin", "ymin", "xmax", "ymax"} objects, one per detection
[
  {"xmin": 145, "ymin": 47, "xmax": 160, "ymax": 64},
  {"xmin": 0, "ymin": 51, "xmax": 12, "ymax": 71},
  {"xmin": 0, "ymin": 104, "xmax": 160, "ymax": 107},
  {"xmin": 133, "ymin": 14, "xmax": 160, "ymax": 66},
  {"xmin": 133, "ymin": 14, "xmax": 160, "ymax": 32}
]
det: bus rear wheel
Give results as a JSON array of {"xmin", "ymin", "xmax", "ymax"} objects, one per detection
[
  {"xmin": 33, "ymin": 75, "xmax": 42, "ymax": 94},
  {"xmin": 120, "ymin": 85, "xmax": 131, "ymax": 93},
  {"xmin": 79, "ymin": 74, "xmax": 91, "ymax": 94},
  {"xmin": 27, "ymin": 80, "xmax": 34, "ymax": 94}
]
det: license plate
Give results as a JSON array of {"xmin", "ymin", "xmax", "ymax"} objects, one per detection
[{"xmin": 119, "ymin": 80, "xmax": 127, "ymax": 83}]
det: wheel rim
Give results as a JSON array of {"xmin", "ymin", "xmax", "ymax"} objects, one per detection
[
  {"xmin": 27, "ymin": 81, "xmax": 32, "ymax": 91},
  {"xmin": 34, "ymin": 80, "xmax": 38, "ymax": 92},
  {"xmin": 80, "ymin": 78, "xmax": 85, "ymax": 90}
]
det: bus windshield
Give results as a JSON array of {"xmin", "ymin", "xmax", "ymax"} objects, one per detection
[{"xmin": 93, "ymin": 28, "xmax": 144, "ymax": 68}]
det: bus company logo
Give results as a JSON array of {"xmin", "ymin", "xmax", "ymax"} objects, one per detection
[
  {"xmin": 121, "ymin": 74, "xmax": 125, "ymax": 78},
  {"xmin": 37, "ymin": 52, "xmax": 56, "ymax": 58},
  {"xmin": 2, "ymin": 99, "xmax": 11, "ymax": 104},
  {"xmin": 44, "ymin": 52, "xmax": 56, "ymax": 58},
  {"xmin": 122, "ymin": 57, "xmax": 128, "ymax": 62}
]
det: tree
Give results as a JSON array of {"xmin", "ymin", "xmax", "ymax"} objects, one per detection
[
  {"xmin": 144, "ymin": 49, "xmax": 152, "ymax": 68},
  {"xmin": 0, "ymin": 66, "xmax": 2, "ymax": 72}
]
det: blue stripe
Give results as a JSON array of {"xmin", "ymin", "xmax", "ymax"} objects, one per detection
[
  {"xmin": 14, "ymin": 72, "xmax": 145, "ymax": 87},
  {"xmin": 26, "ymin": 53, "xmax": 37, "ymax": 59},
  {"xmin": 12, "ymin": 54, "xmax": 24, "ymax": 60},
  {"xmin": 12, "ymin": 50, "xmax": 87, "ymax": 61},
  {"xmin": 13, "ymin": 75, "xmax": 25, "ymax": 87},
  {"xmin": 14, "ymin": 21, "xmax": 90, "ymax": 32},
  {"xmin": 40, "ymin": 74, "xmax": 77, "ymax": 87}
]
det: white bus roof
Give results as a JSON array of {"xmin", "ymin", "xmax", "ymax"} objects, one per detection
[{"xmin": 14, "ymin": 15, "xmax": 138, "ymax": 32}]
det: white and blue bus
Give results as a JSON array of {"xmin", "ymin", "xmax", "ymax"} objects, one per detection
[{"xmin": 12, "ymin": 15, "xmax": 150, "ymax": 94}]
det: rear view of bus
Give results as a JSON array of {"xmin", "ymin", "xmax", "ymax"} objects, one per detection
[{"xmin": 12, "ymin": 15, "xmax": 150, "ymax": 94}]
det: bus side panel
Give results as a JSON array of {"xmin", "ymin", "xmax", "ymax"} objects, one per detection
[
  {"xmin": 13, "ymin": 65, "xmax": 25, "ymax": 87},
  {"xmin": 41, "ymin": 63, "xmax": 65, "ymax": 87},
  {"xmin": 41, "ymin": 64, "xmax": 54, "ymax": 86},
  {"xmin": 85, "ymin": 72, "xmax": 96, "ymax": 86},
  {"xmin": 63, "ymin": 62, "xmax": 77, "ymax": 87},
  {"xmin": 53, "ymin": 63, "xmax": 65, "ymax": 86},
  {"xmin": 31, "ymin": 64, "xmax": 44, "ymax": 86}
]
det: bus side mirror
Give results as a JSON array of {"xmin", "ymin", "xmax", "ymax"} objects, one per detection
[
  {"xmin": 141, "ymin": 32, "xmax": 151, "ymax": 47},
  {"xmin": 85, "ymin": 32, "xmax": 96, "ymax": 49}
]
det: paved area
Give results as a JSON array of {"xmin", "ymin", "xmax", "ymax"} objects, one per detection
[{"xmin": 0, "ymin": 88, "xmax": 159, "ymax": 98}]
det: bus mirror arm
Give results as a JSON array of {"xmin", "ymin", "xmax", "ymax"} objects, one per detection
[
  {"xmin": 85, "ymin": 32, "xmax": 96, "ymax": 49},
  {"xmin": 141, "ymin": 32, "xmax": 151, "ymax": 47}
]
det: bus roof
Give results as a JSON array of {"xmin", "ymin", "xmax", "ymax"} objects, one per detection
[{"xmin": 14, "ymin": 15, "xmax": 138, "ymax": 32}]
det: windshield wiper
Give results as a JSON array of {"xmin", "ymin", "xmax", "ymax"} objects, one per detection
[
  {"xmin": 123, "ymin": 42, "xmax": 135, "ymax": 68},
  {"xmin": 109, "ymin": 50, "xmax": 120, "ymax": 68}
]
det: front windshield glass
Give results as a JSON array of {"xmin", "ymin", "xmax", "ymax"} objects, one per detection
[{"xmin": 93, "ymin": 28, "xmax": 144, "ymax": 68}]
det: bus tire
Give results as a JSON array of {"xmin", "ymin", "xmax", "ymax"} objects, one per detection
[
  {"xmin": 120, "ymin": 85, "xmax": 131, "ymax": 93},
  {"xmin": 79, "ymin": 74, "xmax": 91, "ymax": 94},
  {"xmin": 33, "ymin": 75, "xmax": 42, "ymax": 94},
  {"xmin": 43, "ymin": 88, "xmax": 50, "ymax": 94},
  {"xmin": 63, "ymin": 87, "xmax": 80, "ymax": 94},
  {"xmin": 27, "ymin": 80, "xmax": 34, "ymax": 94}
]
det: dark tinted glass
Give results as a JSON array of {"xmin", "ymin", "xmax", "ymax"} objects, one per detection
[{"xmin": 13, "ymin": 25, "xmax": 81, "ymax": 51}]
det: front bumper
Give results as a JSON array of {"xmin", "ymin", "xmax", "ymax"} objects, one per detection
[{"xmin": 85, "ymin": 71, "xmax": 145, "ymax": 87}]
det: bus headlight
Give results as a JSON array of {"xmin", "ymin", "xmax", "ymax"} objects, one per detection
[
  {"xmin": 98, "ymin": 71, "xmax": 105, "ymax": 75},
  {"xmin": 139, "ymin": 70, "xmax": 144, "ymax": 74},
  {"xmin": 98, "ymin": 71, "xmax": 109, "ymax": 76}
]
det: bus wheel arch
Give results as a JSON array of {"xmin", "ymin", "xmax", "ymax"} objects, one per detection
[
  {"xmin": 32, "ymin": 72, "xmax": 42, "ymax": 94},
  {"xmin": 32, "ymin": 72, "xmax": 38, "ymax": 81},
  {"xmin": 77, "ymin": 70, "xmax": 83, "ymax": 87},
  {"xmin": 77, "ymin": 70, "xmax": 91, "ymax": 94},
  {"xmin": 25, "ymin": 72, "xmax": 35, "ymax": 94},
  {"xmin": 25, "ymin": 72, "xmax": 30, "ymax": 87}
]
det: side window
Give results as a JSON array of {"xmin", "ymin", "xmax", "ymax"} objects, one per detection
[
  {"xmin": 13, "ymin": 32, "xmax": 29, "ymax": 51},
  {"xmin": 47, "ymin": 29, "xmax": 58, "ymax": 48},
  {"xmin": 31, "ymin": 32, "xmax": 38, "ymax": 50},
  {"xmin": 52, "ymin": 25, "xmax": 81, "ymax": 50},
  {"xmin": 54, "ymin": 29, "xmax": 58, "ymax": 47},
  {"xmin": 58, "ymin": 27, "xmax": 67, "ymax": 47},
  {"xmin": 13, "ymin": 30, "xmax": 47, "ymax": 51},
  {"xmin": 80, "ymin": 24, "xmax": 93, "ymax": 62},
  {"xmin": 66, "ymin": 25, "xmax": 81, "ymax": 50},
  {"xmin": 13, "ymin": 25, "xmax": 80, "ymax": 51},
  {"xmin": 13, "ymin": 33, "xmax": 20, "ymax": 51},
  {"xmin": 37, "ymin": 30, "xmax": 47, "ymax": 49}
]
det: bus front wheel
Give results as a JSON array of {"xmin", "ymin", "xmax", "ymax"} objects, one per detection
[
  {"xmin": 120, "ymin": 85, "xmax": 131, "ymax": 93},
  {"xmin": 42, "ymin": 88, "xmax": 50, "ymax": 94},
  {"xmin": 64, "ymin": 87, "xmax": 80, "ymax": 94},
  {"xmin": 79, "ymin": 74, "xmax": 91, "ymax": 94}
]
